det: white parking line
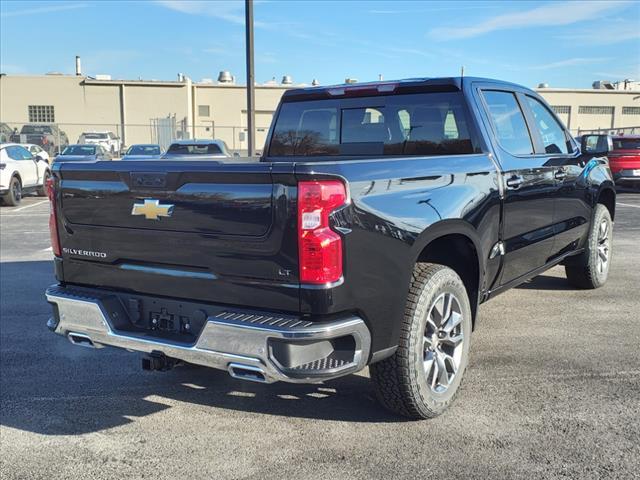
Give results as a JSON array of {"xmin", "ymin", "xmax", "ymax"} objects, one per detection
[
  {"xmin": 7, "ymin": 200, "xmax": 49, "ymax": 212},
  {"xmin": 617, "ymin": 202, "xmax": 640, "ymax": 209},
  {"xmin": 0, "ymin": 213, "xmax": 50, "ymax": 217}
]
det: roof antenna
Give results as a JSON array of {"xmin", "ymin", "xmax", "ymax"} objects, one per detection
[{"xmin": 461, "ymin": 65, "xmax": 464, "ymax": 77}]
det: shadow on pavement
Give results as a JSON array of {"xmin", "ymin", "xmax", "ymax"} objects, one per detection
[
  {"xmin": 0, "ymin": 261, "xmax": 405, "ymax": 437},
  {"xmin": 515, "ymin": 274, "xmax": 577, "ymax": 291}
]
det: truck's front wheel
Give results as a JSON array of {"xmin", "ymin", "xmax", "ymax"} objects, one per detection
[{"xmin": 370, "ymin": 263, "xmax": 472, "ymax": 419}]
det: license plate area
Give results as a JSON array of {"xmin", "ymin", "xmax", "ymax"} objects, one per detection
[{"xmin": 115, "ymin": 293, "xmax": 214, "ymax": 344}]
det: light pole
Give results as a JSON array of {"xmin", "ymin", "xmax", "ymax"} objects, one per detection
[{"xmin": 245, "ymin": 0, "xmax": 256, "ymax": 157}]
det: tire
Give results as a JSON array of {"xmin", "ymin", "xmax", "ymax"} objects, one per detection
[
  {"xmin": 37, "ymin": 170, "xmax": 50, "ymax": 197},
  {"xmin": 565, "ymin": 204, "xmax": 612, "ymax": 289},
  {"xmin": 3, "ymin": 176, "xmax": 22, "ymax": 206},
  {"xmin": 370, "ymin": 263, "xmax": 473, "ymax": 419}
]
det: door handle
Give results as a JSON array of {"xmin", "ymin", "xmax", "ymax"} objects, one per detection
[
  {"xmin": 555, "ymin": 169, "xmax": 567, "ymax": 180},
  {"xmin": 506, "ymin": 175, "xmax": 524, "ymax": 189}
]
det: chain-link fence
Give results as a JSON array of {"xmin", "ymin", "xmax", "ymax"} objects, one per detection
[{"xmin": 0, "ymin": 118, "xmax": 270, "ymax": 157}]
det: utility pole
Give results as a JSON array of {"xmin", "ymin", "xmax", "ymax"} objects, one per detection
[{"xmin": 245, "ymin": 0, "xmax": 256, "ymax": 156}]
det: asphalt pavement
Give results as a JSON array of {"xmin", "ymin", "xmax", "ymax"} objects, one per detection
[{"xmin": 1, "ymin": 193, "xmax": 639, "ymax": 480}]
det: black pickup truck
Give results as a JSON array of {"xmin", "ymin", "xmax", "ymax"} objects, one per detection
[{"xmin": 45, "ymin": 77, "xmax": 616, "ymax": 419}]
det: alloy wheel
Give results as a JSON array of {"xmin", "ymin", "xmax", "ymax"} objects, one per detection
[
  {"xmin": 423, "ymin": 292, "xmax": 465, "ymax": 394},
  {"xmin": 597, "ymin": 219, "xmax": 610, "ymax": 274}
]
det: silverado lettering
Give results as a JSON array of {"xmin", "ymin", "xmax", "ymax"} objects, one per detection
[
  {"xmin": 62, "ymin": 248, "xmax": 107, "ymax": 258},
  {"xmin": 44, "ymin": 77, "xmax": 616, "ymax": 419}
]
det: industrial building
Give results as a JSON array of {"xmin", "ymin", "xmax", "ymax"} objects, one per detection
[
  {"xmin": 0, "ymin": 71, "xmax": 293, "ymax": 153},
  {"xmin": 1, "ymin": 70, "xmax": 639, "ymax": 153}
]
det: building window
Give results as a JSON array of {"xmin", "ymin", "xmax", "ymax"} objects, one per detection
[
  {"xmin": 198, "ymin": 105, "xmax": 210, "ymax": 117},
  {"xmin": 578, "ymin": 106, "xmax": 614, "ymax": 115},
  {"xmin": 622, "ymin": 106, "xmax": 640, "ymax": 116},
  {"xmin": 551, "ymin": 105, "xmax": 571, "ymax": 115},
  {"xmin": 28, "ymin": 105, "xmax": 55, "ymax": 123}
]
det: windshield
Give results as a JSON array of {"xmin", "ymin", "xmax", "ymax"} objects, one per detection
[
  {"xmin": 21, "ymin": 125, "xmax": 53, "ymax": 134},
  {"xmin": 82, "ymin": 133, "xmax": 109, "ymax": 139},
  {"xmin": 167, "ymin": 143, "xmax": 223, "ymax": 155},
  {"xmin": 127, "ymin": 145, "xmax": 161, "ymax": 155},
  {"xmin": 268, "ymin": 92, "xmax": 478, "ymax": 157},
  {"xmin": 613, "ymin": 138, "xmax": 640, "ymax": 150},
  {"xmin": 62, "ymin": 145, "xmax": 96, "ymax": 155}
]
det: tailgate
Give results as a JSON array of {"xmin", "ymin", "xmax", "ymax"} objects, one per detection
[{"xmin": 55, "ymin": 159, "xmax": 300, "ymax": 311}]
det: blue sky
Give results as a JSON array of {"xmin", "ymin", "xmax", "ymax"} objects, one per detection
[{"xmin": 1, "ymin": 0, "xmax": 639, "ymax": 88}]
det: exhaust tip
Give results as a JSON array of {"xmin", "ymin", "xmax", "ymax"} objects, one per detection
[
  {"xmin": 228, "ymin": 363, "xmax": 268, "ymax": 383},
  {"xmin": 67, "ymin": 333, "xmax": 95, "ymax": 348}
]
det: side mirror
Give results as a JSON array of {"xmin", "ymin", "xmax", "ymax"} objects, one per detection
[
  {"xmin": 580, "ymin": 134, "xmax": 612, "ymax": 156},
  {"xmin": 233, "ymin": 152, "xmax": 240, "ymax": 157},
  {"xmin": 35, "ymin": 154, "xmax": 45, "ymax": 162}
]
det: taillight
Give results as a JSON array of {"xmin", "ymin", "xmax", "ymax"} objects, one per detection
[
  {"xmin": 298, "ymin": 180, "xmax": 347, "ymax": 284},
  {"xmin": 46, "ymin": 177, "xmax": 61, "ymax": 256}
]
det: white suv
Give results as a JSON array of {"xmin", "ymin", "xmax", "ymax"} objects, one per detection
[
  {"xmin": 0, "ymin": 143, "xmax": 51, "ymax": 206},
  {"xmin": 78, "ymin": 131, "xmax": 121, "ymax": 154}
]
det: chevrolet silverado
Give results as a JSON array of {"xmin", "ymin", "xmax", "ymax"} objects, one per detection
[{"xmin": 44, "ymin": 77, "xmax": 616, "ymax": 419}]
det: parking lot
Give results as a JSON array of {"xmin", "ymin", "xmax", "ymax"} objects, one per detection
[{"xmin": 0, "ymin": 194, "xmax": 638, "ymax": 479}]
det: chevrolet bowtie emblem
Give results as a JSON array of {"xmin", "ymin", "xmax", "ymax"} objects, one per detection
[{"xmin": 131, "ymin": 199, "xmax": 174, "ymax": 220}]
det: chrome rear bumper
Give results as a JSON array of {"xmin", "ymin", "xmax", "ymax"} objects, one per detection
[{"xmin": 45, "ymin": 285, "xmax": 370, "ymax": 384}]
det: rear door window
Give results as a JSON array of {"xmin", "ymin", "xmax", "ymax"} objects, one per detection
[
  {"xmin": 482, "ymin": 91, "xmax": 534, "ymax": 156},
  {"xmin": 525, "ymin": 96, "xmax": 570, "ymax": 154},
  {"xmin": 268, "ymin": 92, "xmax": 478, "ymax": 157}
]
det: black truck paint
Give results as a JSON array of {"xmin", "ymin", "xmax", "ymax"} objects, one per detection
[{"xmin": 45, "ymin": 77, "xmax": 616, "ymax": 417}]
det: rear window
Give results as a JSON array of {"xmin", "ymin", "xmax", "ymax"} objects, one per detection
[
  {"xmin": 268, "ymin": 92, "xmax": 479, "ymax": 157},
  {"xmin": 167, "ymin": 143, "xmax": 222, "ymax": 155},
  {"xmin": 21, "ymin": 125, "xmax": 53, "ymax": 134},
  {"xmin": 127, "ymin": 145, "xmax": 161, "ymax": 155},
  {"xmin": 83, "ymin": 133, "xmax": 108, "ymax": 139},
  {"xmin": 613, "ymin": 138, "xmax": 640, "ymax": 150},
  {"xmin": 62, "ymin": 145, "xmax": 96, "ymax": 155}
]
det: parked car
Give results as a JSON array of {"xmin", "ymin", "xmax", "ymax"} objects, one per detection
[
  {"xmin": 23, "ymin": 143, "xmax": 50, "ymax": 164},
  {"xmin": 54, "ymin": 144, "xmax": 112, "ymax": 162},
  {"xmin": 78, "ymin": 131, "xmax": 121, "ymax": 154},
  {"xmin": 0, "ymin": 122, "xmax": 12, "ymax": 143},
  {"xmin": 44, "ymin": 77, "xmax": 616, "ymax": 419},
  {"xmin": 0, "ymin": 143, "xmax": 51, "ymax": 205},
  {"xmin": 607, "ymin": 135, "xmax": 640, "ymax": 188},
  {"xmin": 10, "ymin": 124, "xmax": 69, "ymax": 156},
  {"xmin": 122, "ymin": 144, "xmax": 162, "ymax": 160},
  {"xmin": 161, "ymin": 139, "xmax": 230, "ymax": 159}
]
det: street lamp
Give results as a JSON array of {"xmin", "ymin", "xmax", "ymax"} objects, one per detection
[{"xmin": 245, "ymin": 0, "xmax": 256, "ymax": 157}]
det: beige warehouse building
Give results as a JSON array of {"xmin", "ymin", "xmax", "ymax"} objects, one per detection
[
  {"xmin": 0, "ymin": 73, "xmax": 292, "ymax": 153},
  {"xmin": 1, "ymin": 73, "xmax": 639, "ymax": 153}
]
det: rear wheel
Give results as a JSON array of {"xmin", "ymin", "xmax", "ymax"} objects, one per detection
[
  {"xmin": 37, "ymin": 170, "xmax": 50, "ymax": 196},
  {"xmin": 565, "ymin": 204, "xmax": 612, "ymax": 289},
  {"xmin": 370, "ymin": 263, "xmax": 472, "ymax": 419},
  {"xmin": 3, "ymin": 176, "xmax": 22, "ymax": 206}
]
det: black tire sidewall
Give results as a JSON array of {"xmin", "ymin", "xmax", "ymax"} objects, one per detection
[
  {"xmin": 37, "ymin": 171, "xmax": 50, "ymax": 196},
  {"xmin": 406, "ymin": 267, "xmax": 473, "ymax": 416},
  {"xmin": 6, "ymin": 177, "xmax": 22, "ymax": 206},
  {"xmin": 586, "ymin": 204, "xmax": 612, "ymax": 288}
]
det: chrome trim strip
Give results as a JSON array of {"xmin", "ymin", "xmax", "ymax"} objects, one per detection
[{"xmin": 45, "ymin": 285, "xmax": 370, "ymax": 384}]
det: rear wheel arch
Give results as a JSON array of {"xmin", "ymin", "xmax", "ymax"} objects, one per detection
[
  {"xmin": 596, "ymin": 186, "xmax": 616, "ymax": 221},
  {"xmin": 11, "ymin": 172, "xmax": 22, "ymax": 186},
  {"xmin": 413, "ymin": 223, "xmax": 483, "ymax": 327}
]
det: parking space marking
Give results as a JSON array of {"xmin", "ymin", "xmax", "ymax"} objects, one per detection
[
  {"xmin": 0, "ymin": 213, "xmax": 50, "ymax": 217},
  {"xmin": 10, "ymin": 200, "xmax": 49, "ymax": 212},
  {"xmin": 617, "ymin": 202, "xmax": 640, "ymax": 209}
]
